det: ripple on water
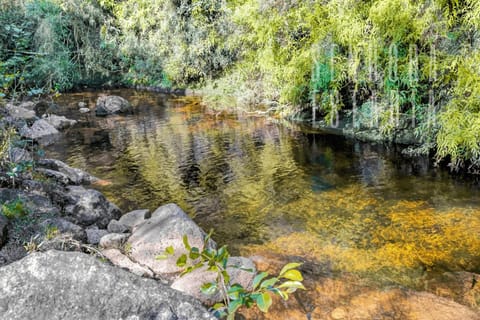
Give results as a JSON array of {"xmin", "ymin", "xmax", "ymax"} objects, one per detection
[{"xmin": 47, "ymin": 90, "xmax": 480, "ymax": 318}]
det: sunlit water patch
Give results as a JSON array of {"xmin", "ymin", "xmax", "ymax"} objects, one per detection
[{"xmin": 47, "ymin": 89, "xmax": 480, "ymax": 317}]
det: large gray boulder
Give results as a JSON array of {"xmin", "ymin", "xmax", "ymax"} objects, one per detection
[
  {"xmin": 63, "ymin": 186, "xmax": 121, "ymax": 228},
  {"xmin": 95, "ymin": 95, "xmax": 133, "ymax": 116},
  {"xmin": 0, "ymin": 250, "xmax": 215, "ymax": 320},
  {"xmin": 128, "ymin": 204, "xmax": 215, "ymax": 277},
  {"xmin": 19, "ymin": 119, "xmax": 60, "ymax": 146}
]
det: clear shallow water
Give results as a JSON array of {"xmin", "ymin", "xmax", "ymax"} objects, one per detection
[{"xmin": 48, "ymin": 89, "xmax": 480, "ymax": 293}]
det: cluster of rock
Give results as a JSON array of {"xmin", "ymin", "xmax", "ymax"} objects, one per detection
[
  {"xmin": 1, "ymin": 95, "xmax": 134, "ymax": 147},
  {"xmin": 0, "ymin": 153, "xmax": 257, "ymax": 318},
  {"xmin": 0, "ymin": 96, "xmax": 250, "ymax": 318}
]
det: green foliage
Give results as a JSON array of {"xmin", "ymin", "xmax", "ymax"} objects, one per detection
[
  {"xmin": 2, "ymin": 0, "xmax": 480, "ymax": 170},
  {"xmin": 436, "ymin": 52, "xmax": 480, "ymax": 171},
  {"xmin": 109, "ymin": 0, "xmax": 236, "ymax": 86},
  {"xmin": 0, "ymin": 0, "xmax": 119, "ymax": 96},
  {"xmin": 1, "ymin": 198, "xmax": 29, "ymax": 220},
  {"xmin": 0, "ymin": 127, "xmax": 17, "ymax": 167},
  {"xmin": 157, "ymin": 232, "xmax": 305, "ymax": 319},
  {"xmin": 44, "ymin": 225, "xmax": 59, "ymax": 240}
]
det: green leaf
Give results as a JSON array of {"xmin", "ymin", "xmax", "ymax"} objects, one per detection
[
  {"xmin": 227, "ymin": 298, "xmax": 242, "ymax": 316},
  {"xmin": 227, "ymin": 284, "xmax": 244, "ymax": 300},
  {"xmin": 189, "ymin": 247, "xmax": 200, "ymax": 260},
  {"xmin": 212, "ymin": 303, "xmax": 225, "ymax": 310},
  {"xmin": 207, "ymin": 264, "xmax": 218, "ymax": 272},
  {"xmin": 155, "ymin": 254, "xmax": 168, "ymax": 260},
  {"xmin": 183, "ymin": 235, "xmax": 191, "ymax": 251},
  {"xmin": 221, "ymin": 270, "xmax": 230, "ymax": 284},
  {"xmin": 252, "ymin": 272, "xmax": 269, "ymax": 290},
  {"xmin": 271, "ymin": 288, "xmax": 289, "ymax": 300},
  {"xmin": 216, "ymin": 246, "xmax": 229, "ymax": 262},
  {"xmin": 176, "ymin": 254, "xmax": 187, "ymax": 267},
  {"xmin": 280, "ymin": 269, "xmax": 303, "ymax": 281},
  {"xmin": 200, "ymin": 282, "xmax": 218, "ymax": 295},
  {"xmin": 278, "ymin": 280, "xmax": 306, "ymax": 291},
  {"xmin": 279, "ymin": 262, "xmax": 303, "ymax": 276},
  {"xmin": 205, "ymin": 229, "xmax": 213, "ymax": 244},
  {"xmin": 260, "ymin": 277, "xmax": 278, "ymax": 289},
  {"xmin": 255, "ymin": 292, "xmax": 272, "ymax": 313},
  {"xmin": 165, "ymin": 246, "xmax": 174, "ymax": 255}
]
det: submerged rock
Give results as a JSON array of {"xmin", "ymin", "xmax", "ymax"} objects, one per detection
[
  {"xmin": 127, "ymin": 204, "xmax": 215, "ymax": 277},
  {"xmin": 0, "ymin": 250, "xmax": 215, "ymax": 320},
  {"xmin": 95, "ymin": 95, "xmax": 132, "ymax": 116}
]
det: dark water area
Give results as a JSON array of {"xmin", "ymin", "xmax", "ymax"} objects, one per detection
[{"xmin": 47, "ymin": 89, "xmax": 480, "ymax": 295}]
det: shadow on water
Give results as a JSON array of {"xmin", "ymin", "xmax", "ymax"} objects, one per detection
[{"xmin": 47, "ymin": 89, "xmax": 480, "ymax": 318}]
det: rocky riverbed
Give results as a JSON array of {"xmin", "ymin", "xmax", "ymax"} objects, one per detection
[
  {"xmin": 0, "ymin": 96, "xmax": 479, "ymax": 320},
  {"xmin": 0, "ymin": 96, "xmax": 258, "ymax": 319}
]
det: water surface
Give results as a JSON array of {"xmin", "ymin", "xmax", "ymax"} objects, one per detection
[{"xmin": 47, "ymin": 89, "xmax": 480, "ymax": 314}]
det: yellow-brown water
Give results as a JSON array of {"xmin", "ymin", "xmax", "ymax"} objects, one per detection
[{"xmin": 48, "ymin": 89, "xmax": 480, "ymax": 319}]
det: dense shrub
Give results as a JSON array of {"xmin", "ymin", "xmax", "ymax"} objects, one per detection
[
  {"xmin": 1, "ymin": 0, "xmax": 479, "ymax": 171},
  {"xmin": 0, "ymin": 0, "xmax": 117, "ymax": 96}
]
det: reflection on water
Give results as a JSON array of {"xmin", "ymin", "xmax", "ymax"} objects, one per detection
[{"xmin": 48, "ymin": 89, "xmax": 480, "ymax": 314}]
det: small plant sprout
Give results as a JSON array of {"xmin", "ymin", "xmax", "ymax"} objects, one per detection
[{"xmin": 156, "ymin": 231, "xmax": 306, "ymax": 319}]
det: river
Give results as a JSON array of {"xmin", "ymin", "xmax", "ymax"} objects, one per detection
[{"xmin": 46, "ymin": 89, "xmax": 480, "ymax": 319}]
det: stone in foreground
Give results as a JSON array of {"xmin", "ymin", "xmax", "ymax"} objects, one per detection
[
  {"xmin": 128, "ymin": 203, "xmax": 215, "ymax": 277},
  {"xmin": 0, "ymin": 250, "xmax": 215, "ymax": 320}
]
